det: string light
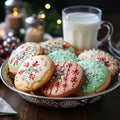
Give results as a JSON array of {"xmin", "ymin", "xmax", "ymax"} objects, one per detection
[
  {"xmin": 37, "ymin": 14, "xmax": 41, "ymax": 19},
  {"xmin": 41, "ymin": 14, "xmax": 46, "ymax": 18},
  {"xmin": 0, "ymin": 29, "xmax": 6, "ymax": 37},
  {"xmin": 38, "ymin": 25, "xmax": 43, "ymax": 30},
  {"xmin": 66, "ymin": 15, "xmax": 69, "ymax": 19},
  {"xmin": 57, "ymin": 19, "xmax": 62, "ymax": 24},
  {"xmin": 45, "ymin": 3, "xmax": 51, "ymax": 9},
  {"xmin": 32, "ymin": 29, "xmax": 37, "ymax": 33}
]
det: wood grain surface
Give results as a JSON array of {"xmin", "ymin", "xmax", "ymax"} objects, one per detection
[{"xmin": 0, "ymin": 82, "xmax": 120, "ymax": 120}]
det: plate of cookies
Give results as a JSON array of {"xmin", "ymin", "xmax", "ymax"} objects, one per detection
[{"xmin": 0, "ymin": 40, "xmax": 120, "ymax": 108}]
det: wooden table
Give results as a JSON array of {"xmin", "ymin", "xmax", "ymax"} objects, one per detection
[
  {"xmin": 0, "ymin": 82, "xmax": 120, "ymax": 120},
  {"xmin": 0, "ymin": 14, "xmax": 120, "ymax": 120}
]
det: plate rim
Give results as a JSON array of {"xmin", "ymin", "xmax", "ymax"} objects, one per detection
[
  {"xmin": 0, "ymin": 60, "xmax": 120, "ymax": 101},
  {"xmin": 109, "ymin": 39, "xmax": 120, "ymax": 55}
]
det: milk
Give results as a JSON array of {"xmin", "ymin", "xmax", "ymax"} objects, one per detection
[{"xmin": 62, "ymin": 12, "xmax": 101, "ymax": 50}]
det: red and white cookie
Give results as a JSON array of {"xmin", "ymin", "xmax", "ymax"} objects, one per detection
[
  {"xmin": 41, "ymin": 61, "xmax": 84, "ymax": 97},
  {"xmin": 15, "ymin": 55, "xmax": 55, "ymax": 92},
  {"xmin": 40, "ymin": 40, "xmax": 76, "ymax": 55},
  {"xmin": 78, "ymin": 49, "xmax": 119, "ymax": 76},
  {"xmin": 8, "ymin": 42, "xmax": 43, "ymax": 74}
]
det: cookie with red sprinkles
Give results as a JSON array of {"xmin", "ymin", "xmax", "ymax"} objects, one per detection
[
  {"xmin": 8, "ymin": 42, "xmax": 43, "ymax": 75},
  {"xmin": 15, "ymin": 55, "xmax": 55, "ymax": 92},
  {"xmin": 40, "ymin": 40, "xmax": 76, "ymax": 55},
  {"xmin": 41, "ymin": 61, "xmax": 84, "ymax": 97}
]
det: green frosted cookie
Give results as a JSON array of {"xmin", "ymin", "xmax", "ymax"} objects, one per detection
[
  {"xmin": 76, "ymin": 60, "xmax": 110, "ymax": 95},
  {"xmin": 48, "ymin": 50, "xmax": 79, "ymax": 63},
  {"xmin": 8, "ymin": 42, "xmax": 43, "ymax": 74}
]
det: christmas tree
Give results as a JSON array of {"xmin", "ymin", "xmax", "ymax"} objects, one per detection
[{"xmin": 26, "ymin": 2, "xmax": 62, "ymax": 37}]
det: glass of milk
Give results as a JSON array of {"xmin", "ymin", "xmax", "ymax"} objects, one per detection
[{"xmin": 62, "ymin": 6, "xmax": 113, "ymax": 51}]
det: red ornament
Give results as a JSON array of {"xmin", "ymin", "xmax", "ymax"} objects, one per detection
[{"xmin": 0, "ymin": 36, "xmax": 20, "ymax": 63}]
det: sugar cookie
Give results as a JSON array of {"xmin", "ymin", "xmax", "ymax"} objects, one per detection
[
  {"xmin": 75, "ymin": 60, "xmax": 111, "ymax": 96},
  {"xmin": 42, "ymin": 61, "xmax": 84, "ymax": 97},
  {"xmin": 48, "ymin": 50, "xmax": 79, "ymax": 63},
  {"xmin": 15, "ymin": 55, "xmax": 55, "ymax": 92},
  {"xmin": 8, "ymin": 42, "xmax": 43, "ymax": 74},
  {"xmin": 78, "ymin": 49, "xmax": 118, "ymax": 76},
  {"xmin": 40, "ymin": 40, "xmax": 75, "ymax": 55}
]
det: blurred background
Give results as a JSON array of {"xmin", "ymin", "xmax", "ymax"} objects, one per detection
[
  {"xmin": 1, "ymin": 0, "xmax": 120, "ymax": 20},
  {"xmin": 0, "ymin": 0, "xmax": 120, "ymax": 36},
  {"xmin": 0, "ymin": 0, "xmax": 120, "ymax": 62}
]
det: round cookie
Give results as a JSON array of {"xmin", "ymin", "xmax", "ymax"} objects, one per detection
[
  {"xmin": 15, "ymin": 55, "xmax": 55, "ymax": 92},
  {"xmin": 48, "ymin": 50, "xmax": 79, "ymax": 63},
  {"xmin": 41, "ymin": 61, "xmax": 84, "ymax": 97},
  {"xmin": 75, "ymin": 60, "xmax": 111, "ymax": 96},
  {"xmin": 8, "ymin": 42, "xmax": 43, "ymax": 74},
  {"xmin": 40, "ymin": 40, "xmax": 75, "ymax": 55},
  {"xmin": 78, "ymin": 49, "xmax": 118, "ymax": 76}
]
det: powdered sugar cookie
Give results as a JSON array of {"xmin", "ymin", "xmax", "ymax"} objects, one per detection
[
  {"xmin": 78, "ymin": 49, "xmax": 118, "ymax": 76},
  {"xmin": 75, "ymin": 60, "xmax": 111, "ymax": 96},
  {"xmin": 15, "ymin": 55, "xmax": 55, "ymax": 92},
  {"xmin": 8, "ymin": 42, "xmax": 43, "ymax": 74},
  {"xmin": 42, "ymin": 61, "xmax": 84, "ymax": 97},
  {"xmin": 40, "ymin": 40, "xmax": 75, "ymax": 55}
]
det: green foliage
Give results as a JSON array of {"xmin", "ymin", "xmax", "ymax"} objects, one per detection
[
  {"xmin": 39, "ymin": 9, "xmax": 62, "ymax": 37},
  {"xmin": 25, "ymin": 3, "xmax": 35, "ymax": 17},
  {"xmin": 25, "ymin": 3, "xmax": 63, "ymax": 37}
]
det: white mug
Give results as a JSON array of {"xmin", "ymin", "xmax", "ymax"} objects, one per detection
[{"xmin": 62, "ymin": 6, "xmax": 113, "ymax": 51}]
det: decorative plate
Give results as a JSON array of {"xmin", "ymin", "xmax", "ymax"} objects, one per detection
[
  {"xmin": 0, "ymin": 60, "xmax": 120, "ymax": 108},
  {"xmin": 108, "ymin": 37, "xmax": 120, "ymax": 59}
]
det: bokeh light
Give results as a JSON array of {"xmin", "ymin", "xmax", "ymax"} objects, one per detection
[
  {"xmin": 45, "ymin": 3, "xmax": 51, "ymax": 9},
  {"xmin": 57, "ymin": 19, "xmax": 62, "ymax": 24},
  {"xmin": 41, "ymin": 14, "xmax": 46, "ymax": 18}
]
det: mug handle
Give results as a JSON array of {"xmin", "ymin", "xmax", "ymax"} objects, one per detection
[{"xmin": 97, "ymin": 21, "xmax": 114, "ymax": 47}]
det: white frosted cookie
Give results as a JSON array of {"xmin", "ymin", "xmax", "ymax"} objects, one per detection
[
  {"xmin": 8, "ymin": 42, "xmax": 43, "ymax": 74},
  {"xmin": 15, "ymin": 55, "xmax": 55, "ymax": 92},
  {"xmin": 78, "ymin": 49, "xmax": 119, "ymax": 76}
]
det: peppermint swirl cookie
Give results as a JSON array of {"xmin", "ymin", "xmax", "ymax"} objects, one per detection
[
  {"xmin": 78, "ymin": 49, "xmax": 118, "ymax": 76},
  {"xmin": 8, "ymin": 42, "xmax": 43, "ymax": 74},
  {"xmin": 15, "ymin": 55, "xmax": 55, "ymax": 92},
  {"xmin": 48, "ymin": 50, "xmax": 79, "ymax": 63},
  {"xmin": 42, "ymin": 62, "xmax": 84, "ymax": 97},
  {"xmin": 76, "ymin": 60, "xmax": 111, "ymax": 96},
  {"xmin": 40, "ymin": 40, "xmax": 75, "ymax": 55}
]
